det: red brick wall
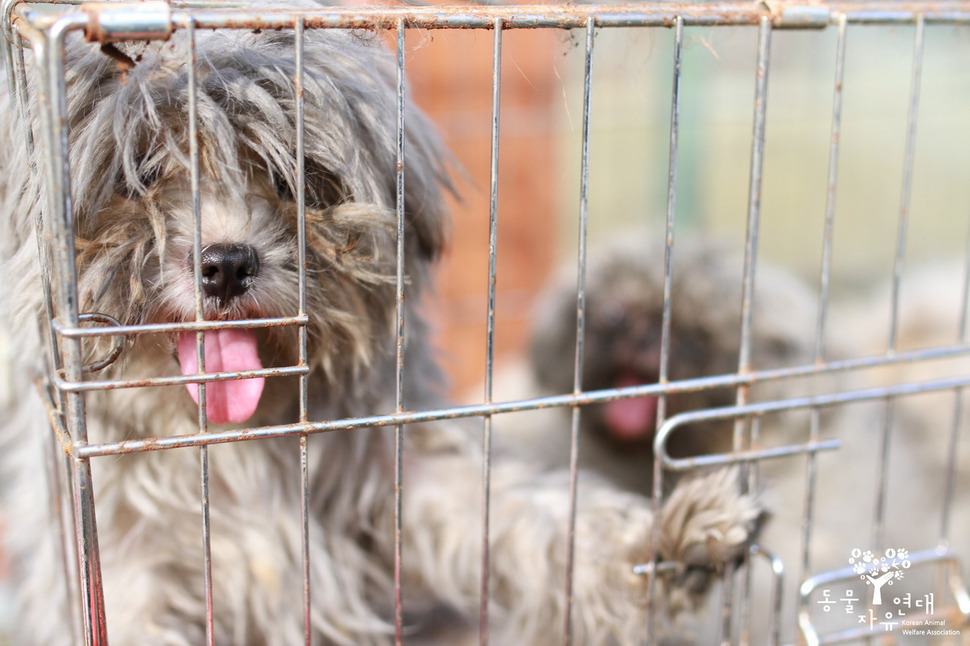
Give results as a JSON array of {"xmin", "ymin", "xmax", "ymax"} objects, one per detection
[{"xmin": 406, "ymin": 28, "xmax": 561, "ymax": 399}]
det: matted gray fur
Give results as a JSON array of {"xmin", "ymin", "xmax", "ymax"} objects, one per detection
[{"xmin": 0, "ymin": 11, "xmax": 760, "ymax": 646}]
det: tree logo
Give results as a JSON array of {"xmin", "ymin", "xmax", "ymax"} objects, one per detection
[{"xmin": 849, "ymin": 548, "xmax": 912, "ymax": 605}]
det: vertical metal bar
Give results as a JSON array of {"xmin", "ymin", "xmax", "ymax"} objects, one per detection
[
  {"xmin": 752, "ymin": 545, "xmax": 785, "ymax": 646},
  {"xmin": 187, "ymin": 18, "xmax": 206, "ymax": 412},
  {"xmin": 28, "ymin": 30, "xmax": 76, "ymax": 629},
  {"xmin": 656, "ymin": 16, "xmax": 683, "ymax": 453},
  {"xmin": 799, "ymin": 12, "xmax": 847, "ymax": 636},
  {"xmin": 479, "ymin": 17, "xmax": 503, "ymax": 646},
  {"xmin": 887, "ymin": 14, "xmax": 924, "ymax": 354},
  {"xmin": 746, "ymin": 417, "xmax": 762, "ymax": 489},
  {"xmin": 802, "ymin": 9, "xmax": 847, "ymax": 584},
  {"xmin": 15, "ymin": 26, "xmax": 52, "ymax": 377},
  {"xmin": 736, "ymin": 14, "xmax": 772, "ymax": 436},
  {"xmin": 727, "ymin": 16, "xmax": 771, "ymax": 644},
  {"xmin": 45, "ymin": 15, "xmax": 109, "ymax": 646},
  {"xmin": 875, "ymin": 13, "xmax": 924, "ymax": 551},
  {"xmin": 649, "ymin": 15, "xmax": 683, "ymax": 644},
  {"xmin": 23, "ymin": 38, "xmax": 74, "ymax": 632},
  {"xmin": 564, "ymin": 17, "xmax": 595, "ymax": 646},
  {"xmin": 293, "ymin": 16, "xmax": 312, "ymax": 646},
  {"xmin": 20, "ymin": 28, "xmax": 76, "ymax": 641},
  {"xmin": 22, "ymin": 40, "xmax": 72, "ymax": 632},
  {"xmin": 70, "ymin": 462, "xmax": 107, "ymax": 646},
  {"xmin": 393, "ymin": 18, "xmax": 407, "ymax": 646},
  {"xmin": 44, "ymin": 416, "xmax": 82, "ymax": 646},
  {"xmin": 738, "ymin": 413, "xmax": 762, "ymax": 645},
  {"xmin": 185, "ymin": 19, "xmax": 215, "ymax": 646},
  {"xmin": 942, "ymin": 218, "xmax": 970, "ymax": 545},
  {"xmin": 15, "ymin": 25, "xmax": 62, "ymax": 444}
]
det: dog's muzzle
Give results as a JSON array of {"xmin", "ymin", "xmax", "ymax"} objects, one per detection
[{"xmin": 177, "ymin": 242, "xmax": 266, "ymax": 425}]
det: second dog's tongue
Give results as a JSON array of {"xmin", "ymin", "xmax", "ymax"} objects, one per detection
[
  {"xmin": 177, "ymin": 329, "xmax": 265, "ymax": 425},
  {"xmin": 604, "ymin": 373, "xmax": 658, "ymax": 442}
]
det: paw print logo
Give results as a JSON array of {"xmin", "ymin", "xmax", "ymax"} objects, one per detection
[
  {"xmin": 889, "ymin": 548, "xmax": 912, "ymax": 570},
  {"xmin": 849, "ymin": 549, "xmax": 881, "ymax": 575},
  {"xmin": 849, "ymin": 548, "xmax": 868, "ymax": 575},
  {"xmin": 849, "ymin": 547, "xmax": 912, "ymax": 606}
]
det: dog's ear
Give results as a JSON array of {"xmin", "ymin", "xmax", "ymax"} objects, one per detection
[{"xmin": 116, "ymin": 152, "xmax": 165, "ymax": 199}]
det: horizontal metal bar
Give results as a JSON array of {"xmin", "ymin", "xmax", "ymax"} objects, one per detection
[
  {"xmin": 12, "ymin": 0, "xmax": 970, "ymax": 44},
  {"xmin": 171, "ymin": 2, "xmax": 970, "ymax": 29},
  {"xmin": 46, "ymin": 309, "xmax": 970, "ymax": 400},
  {"xmin": 504, "ymin": 342, "xmax": 970, "ymax": 404},
  {"xmin": 174, "ymin": 4, "xmax": 767, "ymax": 30},
  {"xmin": 82, "ymin": 1, "xmax": 171, "ymax": 44},
  {"xmin": 52, "ymin": 315, "xmax": 308, "ymax": 339},
  {"xmin": 661, "ymin": 439, "xmax": 841, "ymax": 471},
  {"xmin": 53, "ymin": 364, "xmax": 307, "ymax": 393},
  {"xmin": 661, "ymin": 342, "xmax": 970, "ymax": 397},
  {"xmin": 166, "ymin": 2, "xmax": 970, "ymax": 29},
  {"xmin": 655, "ymin": 373, "xmax": 970, "ymax": 470},
  {"xmin": 46, "ymin": 305, "xmax": 970, "ymax": 395},
  {"xmin": 660, "ymin": 372, "xmax": 970, "ymax": 438},
  {"xmin": 764, "ymin": 0, "xmax": 829, "ymax": 28},
  {"xmin": 74, "ymin": 371, "xmax": 970, "ymax": 458}
]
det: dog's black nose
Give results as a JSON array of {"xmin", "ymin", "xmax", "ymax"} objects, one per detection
[{"xmin": 199, "ymin": 243, "xmax": 260, "ymax": 304}]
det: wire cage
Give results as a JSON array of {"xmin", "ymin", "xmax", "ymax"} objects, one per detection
[{"xmin": 3, "ymin": 1, "xmax": 970, "ymax": 645}]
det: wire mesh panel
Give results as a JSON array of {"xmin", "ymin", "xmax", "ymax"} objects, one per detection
[{"xmin": 2, "ymin": 2, "xmax": 970, "ymax": 646}]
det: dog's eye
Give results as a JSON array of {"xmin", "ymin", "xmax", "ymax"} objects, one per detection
[
  {"xmin": 117, "ymin": 155, "xmax": 162, "ymax": 199},
  {"xmin": 307, "ymin": 161, "xmax": 349, "ymax": 209},
  {"xmin": 271, "ymin": 161, "xmax": 348, "ymax": 210},
  {"xmin": 273, "ymin": 171, "xmax": 295, "ymax": 203},
  {"xmin": 137, "ymin": 164, "xmax": 162, "ymax": 191}
]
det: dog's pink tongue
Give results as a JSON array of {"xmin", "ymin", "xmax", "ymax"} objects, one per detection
[
  {"xmin": 177, "ymin": 329, "xmax": 265, "ymax": 425},
  {"xmin": 604, "ymin": 374, "xmax": 658, "ymax": 442}
]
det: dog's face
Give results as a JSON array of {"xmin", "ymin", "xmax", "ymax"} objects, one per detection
[
  {"xmin": 528, "ymin": 243, "xmax": 747, "ymax": 450},
  {"xmin": 26, "ymin": 29, "xmax": 451, "ymax": 426},
  {"xmin": 530, "ymin": 240, "xmax": 814, "ymax": 458},
  {"xmin": 532, "ymin": 260, "xmax": 726, "ymax": 448}
]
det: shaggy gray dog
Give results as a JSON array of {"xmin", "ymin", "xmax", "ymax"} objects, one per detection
[
  {"xmin": 515, "ymin": 234, "xmax": 821, "ymax": 495},
  {"xmin": 0, "ymin": 13, "xmax": 761, "ymax": 646}
]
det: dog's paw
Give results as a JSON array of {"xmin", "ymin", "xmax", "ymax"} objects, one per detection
[{"xmin": 655, "ymin": 468, "xmax": 763, "ymax": 600}]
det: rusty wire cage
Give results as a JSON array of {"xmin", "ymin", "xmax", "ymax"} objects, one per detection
[{"xmin": 3, "ymin": 0, "xmax": 970, "ymax": 645}]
